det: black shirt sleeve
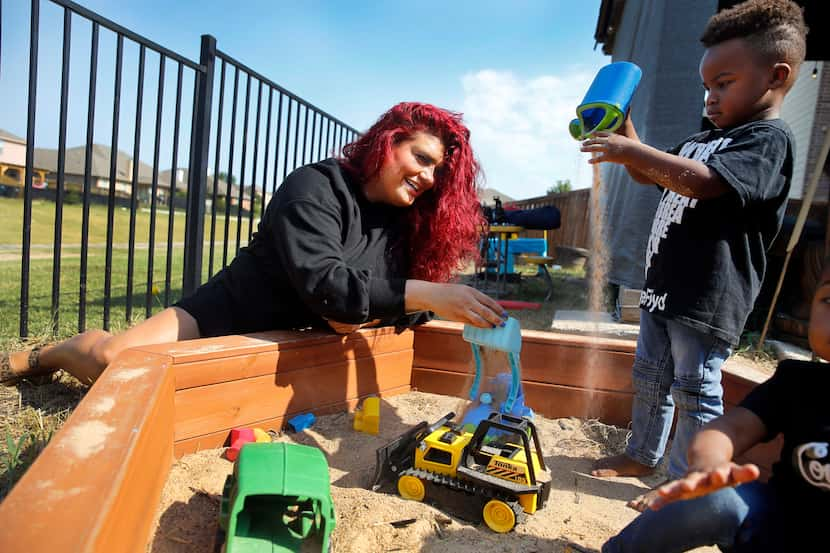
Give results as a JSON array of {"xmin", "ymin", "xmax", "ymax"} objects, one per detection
[
  {"xmin": 739, "ymin": 362, "xmax": 786, "ymax": 441},
  {"xmin": 268, "ymin": 169, "xmax": 406, "ymax": 324},
  {"xmin": 704, "ymin": 124, "xmax": 791, "ymax": 208}
]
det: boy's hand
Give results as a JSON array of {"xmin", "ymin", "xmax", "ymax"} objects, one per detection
[
  {"xmin": 580, "ymin": 132, "xmax": 641, "ymax": 164},
  {"xmin": 615, "ymin": 111, "xmax": 636, "ymax": 137},
  {"xmin": 647, "ymin": 462, "xmax": 760, "ymax": 511}
]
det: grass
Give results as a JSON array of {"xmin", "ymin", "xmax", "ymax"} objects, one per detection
[
  {"xmin": 0, "ymin": 197, "xmax": 257, "ymax": 498},
  {"xmin": 0, "ymin": 197, "xmax": 253, "ymax": 247},
  {"xmin": 1, "ymin": 247, "xmax": 183, "ymax": 339},
  {"xmin": 0, "ymin": 367, "xmax": 86, "ymax": 499},
  {"xmin": 464, "ymin": 263, "xmax": 590, "ymax": 331},
  {"xmin": 0, "ymin": 197, "xmax": 256, "ymax": 341}
]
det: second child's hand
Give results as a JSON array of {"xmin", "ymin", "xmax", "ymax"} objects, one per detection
[{"xmin": 648, "ymin": 462, "xmax": 761, "ymax": 511}]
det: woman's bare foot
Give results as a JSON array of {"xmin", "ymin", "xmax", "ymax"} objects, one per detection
[
  {"xmin": 626, "ymin": 480, "xmax": 670, "ymax": 512},
  {"xmin": 591, "ymin": 454, "xmax": 655, "ymax": 478},
  {"xmin": 1, "ymin": 346, "xmax": 53, "ymax": 385}
]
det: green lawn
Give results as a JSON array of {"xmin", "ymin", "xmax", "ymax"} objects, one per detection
[
  {"xmin": 0, "ymin": 197, "xmax": 253, "ymax": 246},
  {"xmin": 0, "ymin": 197, "xmax": 256, "ymax": 340},
  {"xmin": 1, "ymin": 247, "xmax": 199, "ymax": 339}
]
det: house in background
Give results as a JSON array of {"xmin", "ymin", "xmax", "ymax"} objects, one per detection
[
  {"xmin": 158, "ymin": 168, "xmax": 255, "ymax": 213},
  {"xmin": 780, "ymin": 60, "xmax": 830, "ymax": 199},
  {"xmin": 0, "ymin": 129, "xmax": 48, "ymax": 191},
  {"xmin": 32, "ymin": 144, "xmax": 169, "ymax": 204},
  {"xmin": 0, "ymin": 131, "xmax": 259, "ymax": 214}
]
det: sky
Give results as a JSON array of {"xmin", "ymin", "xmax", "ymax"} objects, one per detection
[{"xmin": 0, "ymin": 0, "xmax": 610, "ymax": 200}]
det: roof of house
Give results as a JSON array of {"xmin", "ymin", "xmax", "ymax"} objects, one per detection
[
  {"xmin": 33, "ymin": 145, "xmax": 167, "ymax": 188},
  {"xmin": 0, "ymin": 129, "xmax": 26, "ymax": 144}
]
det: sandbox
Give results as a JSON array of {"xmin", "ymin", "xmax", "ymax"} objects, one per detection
[
  {"xmin": 150, "ymin": 391, "xmax": 723, "ymax": 552},
  {"xmin": 0, "ymin": 321, "xmax": 779, "ymax": 552}
]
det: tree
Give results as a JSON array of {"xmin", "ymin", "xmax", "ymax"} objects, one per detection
[
  {"xmin": 547, "ymin": 179, "xmax": 571, "ymax": 195},
  {"xmin": 217, "ymin": 171, "xmax": 238, "ymax": 186}
]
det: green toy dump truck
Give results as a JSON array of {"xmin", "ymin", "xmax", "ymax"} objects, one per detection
[{"xmin": 219, "ymin": 442, "xmax": 336, "ymax": 552}]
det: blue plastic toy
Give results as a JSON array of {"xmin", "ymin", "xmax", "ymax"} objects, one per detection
[
  {"xmin": 287, "ymin": 413, "xmax": 316, "ymax": 433},
  {"xmin": 462, "ymin": 317, "xmax": 522, "ymax": 414},
  {"xmin": 569, "ymin": 61, "xmax": 642, "ymax": 140},
  {"xmin": 461, "ymin": 372, "xmax": 534, "ymax": 431}
]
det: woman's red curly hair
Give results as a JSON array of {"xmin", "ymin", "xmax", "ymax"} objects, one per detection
[{"xmin": 340, "ymin": 102, "xmax": 483, "ymax": 283}]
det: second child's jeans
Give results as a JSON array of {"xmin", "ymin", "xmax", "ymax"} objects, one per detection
[
  {"xmin": 602, "ymin": 481, "xmax": 782, "ymax": 553},
  {"xmin": 625, "ymin": 311, "xmax": 732, "ymax": 478}
]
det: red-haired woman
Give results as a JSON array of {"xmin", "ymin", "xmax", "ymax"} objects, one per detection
[{"xmin": 2, "ymin": 102, "xmax": 505, "ymax": 385}]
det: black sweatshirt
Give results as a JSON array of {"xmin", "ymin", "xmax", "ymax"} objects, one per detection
[{"xmin": 214, "ymin": 158, "xmax": 428, "ymax": 332}]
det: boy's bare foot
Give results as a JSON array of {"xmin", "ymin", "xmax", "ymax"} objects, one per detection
[
  {"xmin": 591, "ymin": 454, "xmax": 655, "ymax": 477},
  {"xmin": 626, "ymin": 480, "xmax": 670, "ymax": 512}
]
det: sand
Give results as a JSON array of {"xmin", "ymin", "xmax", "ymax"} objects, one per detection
[{"xmin": 148, "ymin": 391, "xmax": 718, "ymax": 553}]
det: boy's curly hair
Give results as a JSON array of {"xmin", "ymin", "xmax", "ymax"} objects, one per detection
[{"xmin": 701, "ymin": 0, "xmax": 808, "ymax": 68}]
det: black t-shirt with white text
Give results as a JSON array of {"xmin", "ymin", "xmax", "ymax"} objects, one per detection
[
  {"xmin": 740, "ymin": 359, "xmax": 830, "ymax": 545},
  {"xmin": 640, "ymin": 119, "xmax": 794, "ymax": 344}
]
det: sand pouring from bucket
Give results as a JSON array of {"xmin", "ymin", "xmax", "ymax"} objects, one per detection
[
  {"xmin": 569, "ymin": 61, "xmax": 642, "ymax": 140},
  {"xmin": 462, "ymin": 317, "xmax": 522, "ymax": 414}
]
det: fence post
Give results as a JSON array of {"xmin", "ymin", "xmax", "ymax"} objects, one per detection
[{"xmin": 182, "ymin": 34, "xmax": 216, "ymax": 296}]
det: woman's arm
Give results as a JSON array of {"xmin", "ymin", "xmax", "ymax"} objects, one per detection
[
  {"xmin": 327, "ymin": 280, "xmax": 506, "ymax": 332},
  {"xmin": 405, "ymin": 280, "xmax": 506, "ymax": 328},
  {"xmin": 269, "ymin": 166, "xmax": 506, "ymax": 329}
]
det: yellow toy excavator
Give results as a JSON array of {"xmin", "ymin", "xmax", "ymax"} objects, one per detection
[{"xmin": 371, "ymin": 411, "xmax": 551, "ymax": 533}]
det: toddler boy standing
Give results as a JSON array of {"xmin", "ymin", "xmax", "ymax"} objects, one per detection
[{"xmin": 582, "ymin": 0, "xmax": 808, "ymax": 506}]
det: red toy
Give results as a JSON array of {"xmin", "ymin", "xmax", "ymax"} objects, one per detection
[
  {"xmin": 225, "ymin": 428, "xmax": 255, "ymax": 461},
  {"xmin": 497, "ymin": 300, "xmax": 541, "ymax": 311}
]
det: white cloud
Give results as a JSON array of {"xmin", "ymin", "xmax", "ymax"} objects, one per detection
[{"xmin": 461, "ymin": 68, "xmax": 599, "ymax": 200}]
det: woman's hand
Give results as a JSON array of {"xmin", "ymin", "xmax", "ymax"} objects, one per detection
[
  {"xmin": 326, "ymin": 319, "xmax": 381, "ymax": 334},
  {"xmin": 580, "ymin": 132, "xmax": 643, "ymax": 164},
  {"xmin": 647, "ymin": 462, "xmax": 760, "ymax": 511},
  {"xmin": 405, "ymin": 281, "xmax": 506, "ymax": 328}
]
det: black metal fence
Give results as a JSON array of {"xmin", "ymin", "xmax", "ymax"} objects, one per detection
[{"xmin": 2, "ymin": 0, "xmax": 359, "ymax": 338}]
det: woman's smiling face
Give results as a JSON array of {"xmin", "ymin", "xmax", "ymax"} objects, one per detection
[{"xmin": 363, "ymin": 131, "xmax": 445, "ymax": 207}]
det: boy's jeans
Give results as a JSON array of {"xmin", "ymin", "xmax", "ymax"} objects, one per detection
[
  {"xmin": 625, "ymin": 311, "xmax": 732, "ymax": 478},
  {"xmin": 602, "ymin": 481, "xmax": 781, "ymax": 552}
]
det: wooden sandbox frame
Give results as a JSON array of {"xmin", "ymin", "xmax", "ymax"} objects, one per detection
[{"xmin": 0, "ymin": 321, "xmax": 778, "ymax": 552}]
